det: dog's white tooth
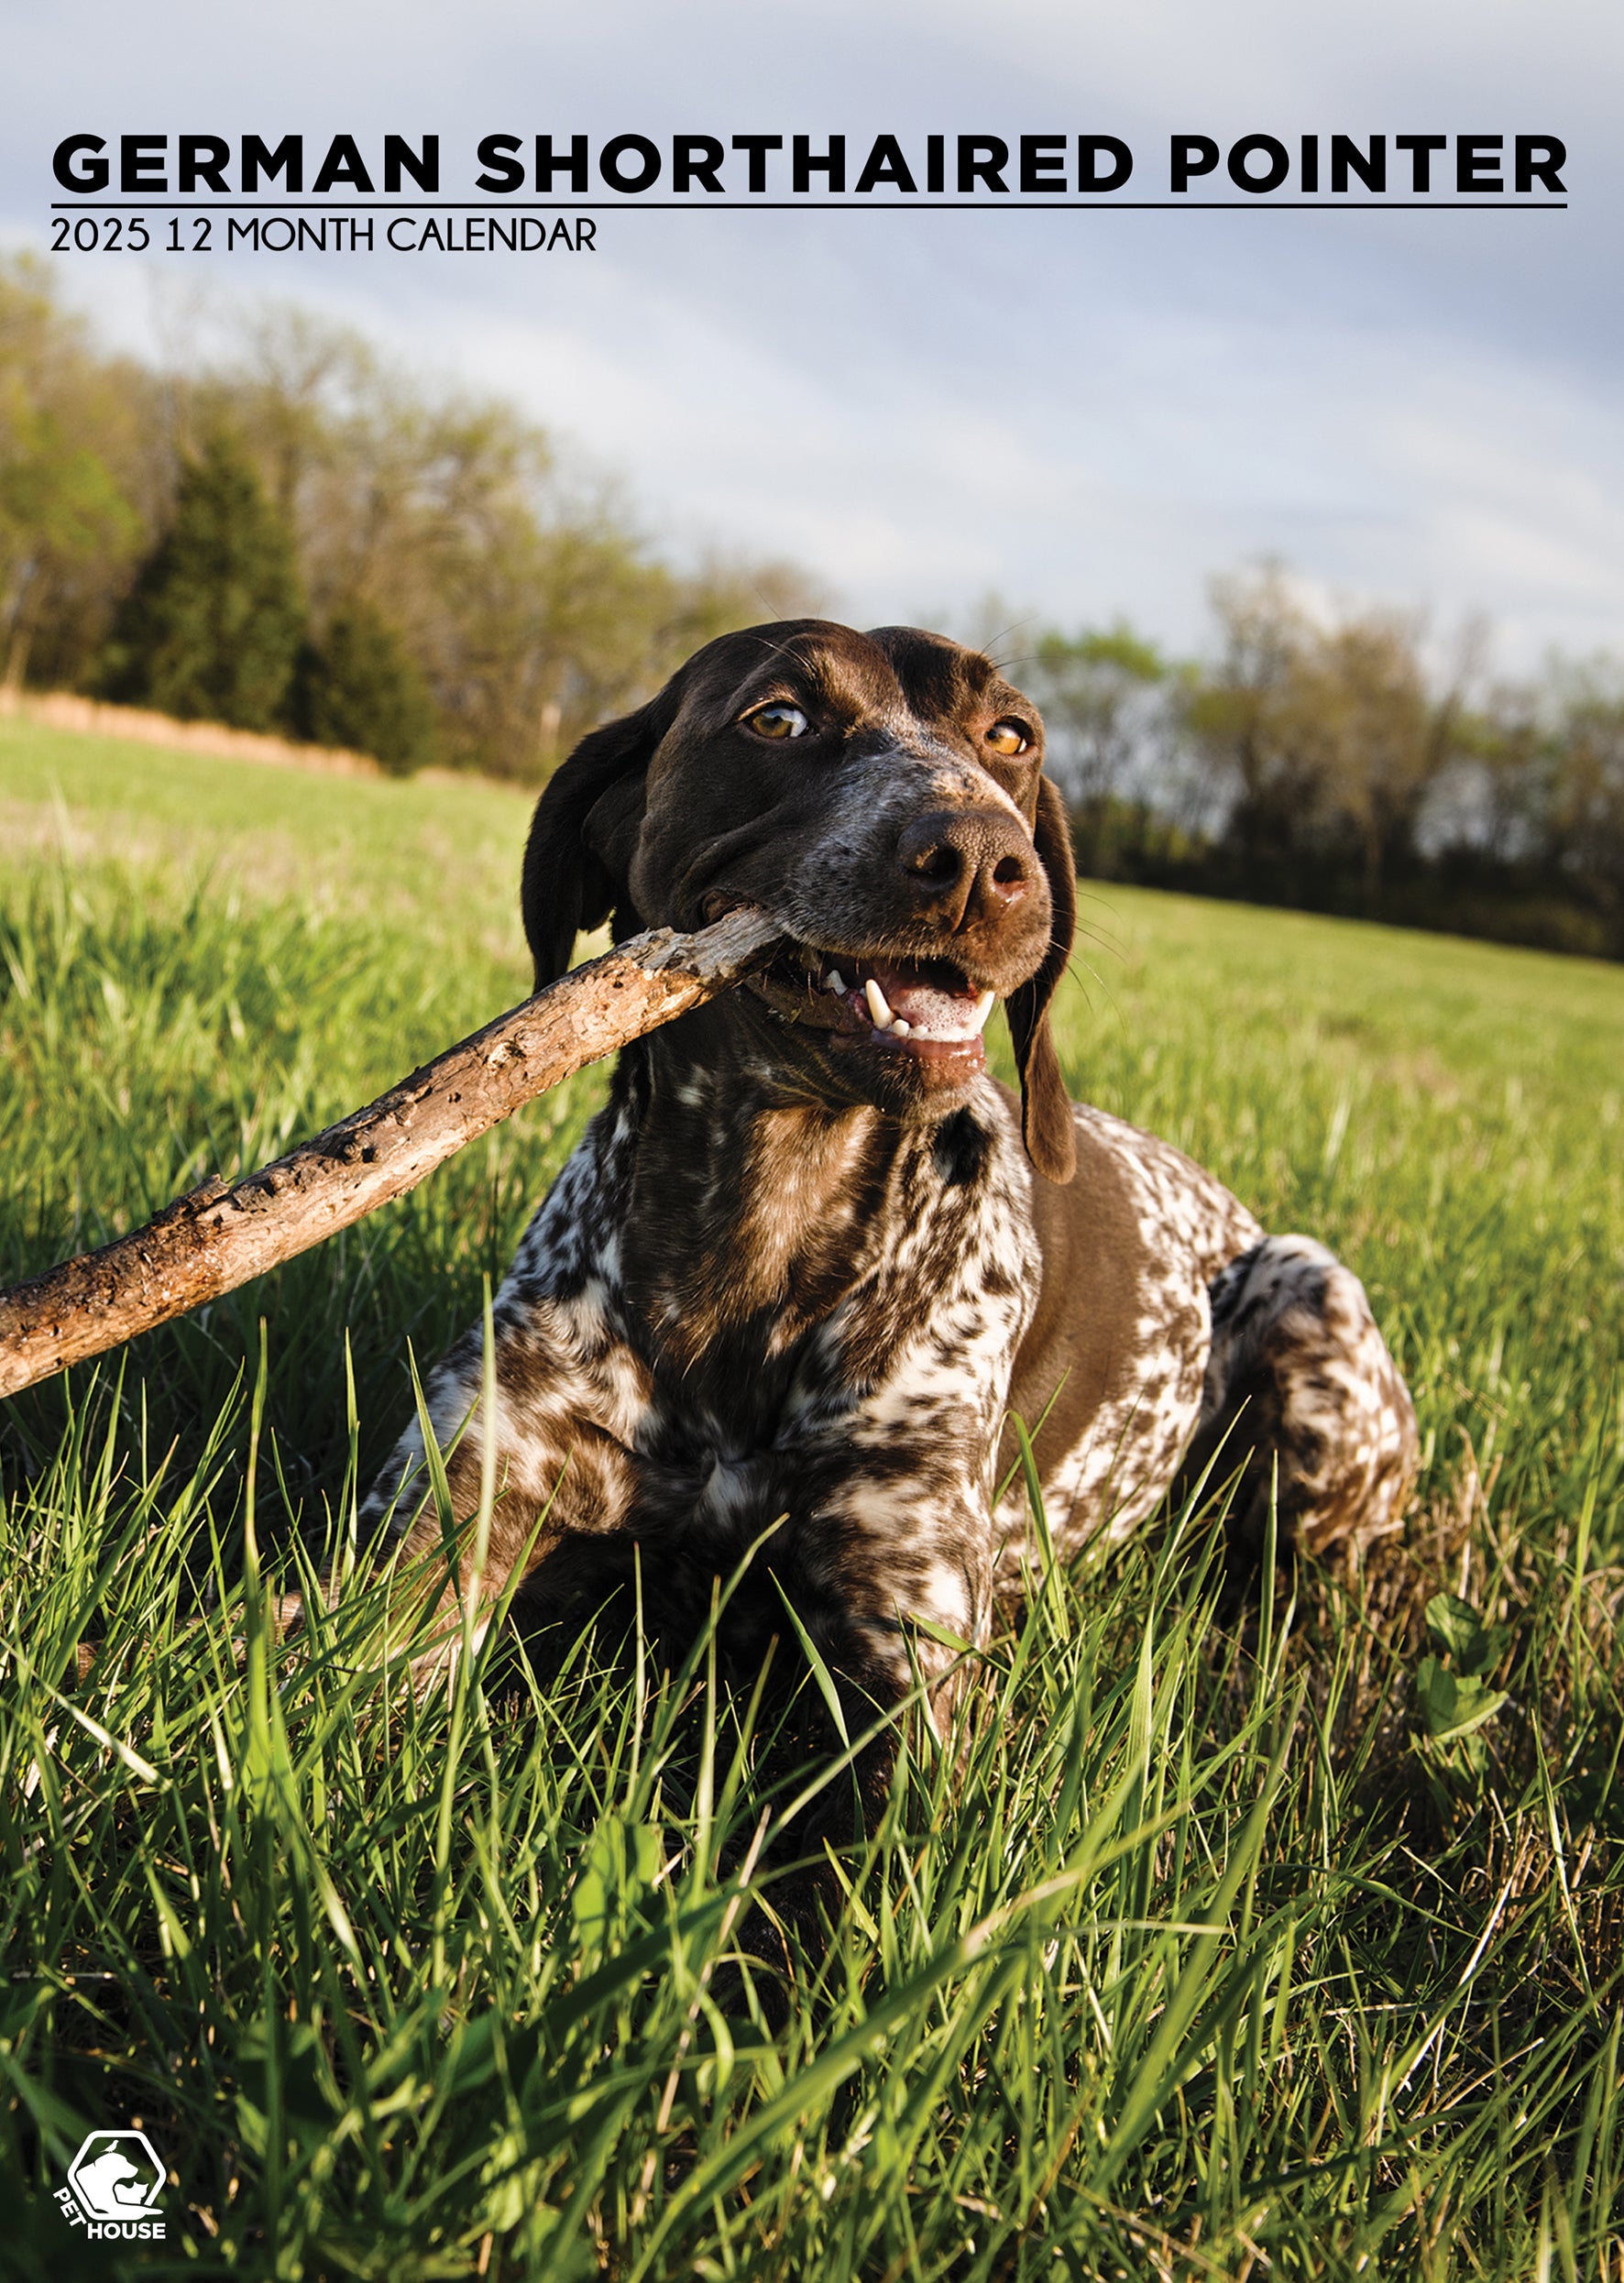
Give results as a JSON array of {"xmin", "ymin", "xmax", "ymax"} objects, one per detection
[
  {"xmin": 825, "ymin": 967, "xmax": 846, "ymax": 996},
  {"xmin": 864, "ymin": 977, "xmax": 894, "ymax": 1029},
  {"xmin": 971, "ymin": 990, "xmax": 996, "ymax": 1033},
  {"xmin": 892, "ymin": 1018, "xmax": 911, "ymax": 1037}
]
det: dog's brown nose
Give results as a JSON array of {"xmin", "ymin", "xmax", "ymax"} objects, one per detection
[{"xmin": 895, "ymin": 808, "xmax": 1037, "ymax": 930}]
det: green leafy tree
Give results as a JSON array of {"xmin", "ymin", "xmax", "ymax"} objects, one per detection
[
  {"xmin": 98, "ymin": 433, "xmax": 305, "ymax": 730},
  {"xmin": 0, "ymin": 408, "xmax": 135, "ymax": 687},
  {"xmin": 0, "ymin": 256, "xmax": 152, "ymax": 691},
  {"xmin": 1026, "ymin": 621, "xmax": 1173, "ymax": 876},
  {"xmin": 294, "ymin": 598, "xmax": 437, "ymax": 774}
]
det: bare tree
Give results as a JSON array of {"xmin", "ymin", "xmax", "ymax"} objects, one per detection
[{"xmin": 1183, "ymin": 566, "xmax": 1468, "ymax": 904}]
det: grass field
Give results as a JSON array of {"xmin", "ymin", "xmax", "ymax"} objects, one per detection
[{"xmin": 2, "ymin": 711, "xmax": 1621, "ymax": 2280}]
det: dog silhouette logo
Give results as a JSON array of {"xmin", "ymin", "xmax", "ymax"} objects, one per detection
[{"xmin": 57, "ymin": 2129, "xmax": 168, "ymax": 2238}]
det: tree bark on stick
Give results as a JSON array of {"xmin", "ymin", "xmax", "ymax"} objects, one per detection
[{"xmin": 0, "ymin": 908, "xmax": 784, "ymax": 1399}]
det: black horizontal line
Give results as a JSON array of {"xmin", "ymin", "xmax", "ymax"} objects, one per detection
[{"xmin": 51, "ymin": 198, "xmax": 1568, "ymax": 213}]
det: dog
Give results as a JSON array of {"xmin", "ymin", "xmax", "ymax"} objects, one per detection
[{"xmin": 358, "ymin": 620, "xmax": 1418, "ymax": 1723}]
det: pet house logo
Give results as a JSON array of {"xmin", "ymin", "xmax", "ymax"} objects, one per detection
[{"xmin": 55, "ymin": 2128, "xmax": 169, "ymax": 2239}]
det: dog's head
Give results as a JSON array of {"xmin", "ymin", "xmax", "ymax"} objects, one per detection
[{"xmin": 521, "ymin": 619, "xmax": 1077, "ymax": 1181}]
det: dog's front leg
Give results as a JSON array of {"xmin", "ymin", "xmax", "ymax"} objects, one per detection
[
  {"xmin": 313, "ymin": 1278, "xmax": 645, "ymax": 1684},
  {"xmin": 795, "ymin": 1427, "xmax": 999, "ymax": 1750}
]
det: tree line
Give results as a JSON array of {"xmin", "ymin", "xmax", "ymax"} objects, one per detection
[
  {"xmin": 1015, "ymin": 575, "xmax": 1624, "ymax": 959},
  {"xmin": 0, "ymin": 256, "xmax": 820, "ymax": 776},
  {"xmin": 3, "ymin": 255, "xmax": 1620, "ymax": 957}
]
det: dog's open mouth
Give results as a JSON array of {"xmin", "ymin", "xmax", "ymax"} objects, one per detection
[{"xmin": 747, "ymin": 943, "xmax": 996, "ymax": 1059}]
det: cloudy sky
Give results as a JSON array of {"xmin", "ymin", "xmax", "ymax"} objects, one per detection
[{"xmin": 3, "ymin": 0, "xmax": 1619, "ymax": 670}]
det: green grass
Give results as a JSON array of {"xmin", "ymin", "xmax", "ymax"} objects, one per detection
[{"xmin": 2, "ymin": 716, "xmax": 1621, "ymax": 2279}]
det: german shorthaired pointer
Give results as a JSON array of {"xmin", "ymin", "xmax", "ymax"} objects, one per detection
[{"xmin": 362, "ymin": 620, "xmax": 1417, "ymax": 1719}]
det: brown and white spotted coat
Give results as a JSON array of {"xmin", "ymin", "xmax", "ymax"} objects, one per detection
[{"xmin": 361, "ymin": 621, "xmax": 1418, "ymax": 1719}]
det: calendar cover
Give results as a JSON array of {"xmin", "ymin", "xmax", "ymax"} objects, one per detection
[{"xmin": 3, "ymin": 5, "xmax": 1619, "ymax": 2277}]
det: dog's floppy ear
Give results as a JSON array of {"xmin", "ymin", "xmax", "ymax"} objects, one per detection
[
  {"xmin": 1005, "ymin": 774, "xmax": 1078, "ymax": 1184},
  {"xmin": 520, "ymin": 685, "xmax": 680, "ymax": 990}
]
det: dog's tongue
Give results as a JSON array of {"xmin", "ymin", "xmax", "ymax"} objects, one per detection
[{"xmin": 868, "ymin": 959, "xmax": 979, "ymax": 1030}]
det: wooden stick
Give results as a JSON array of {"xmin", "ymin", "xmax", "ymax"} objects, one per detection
[{"xmin": 0, "ymin": 909, "xmax": 784, "ymax": 1399}]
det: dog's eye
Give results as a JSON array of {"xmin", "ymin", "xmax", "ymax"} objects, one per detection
[
  {"xmin": 746, "ymin": 704, "xmax": 809, "ymax": 741},
  {"xmin": 986, "ymin": 719, "xmax": 1032, "ymax": 757}
]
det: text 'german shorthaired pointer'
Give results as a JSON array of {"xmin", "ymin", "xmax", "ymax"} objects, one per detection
[{"xmin": 365, "ymin": 621, "xmax": 1418, "ymax": 1720}]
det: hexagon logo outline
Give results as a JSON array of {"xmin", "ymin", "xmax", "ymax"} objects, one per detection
[{"xmin": 63, "ymin": 2129, "xmax": 166, "ymax": 2223}]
